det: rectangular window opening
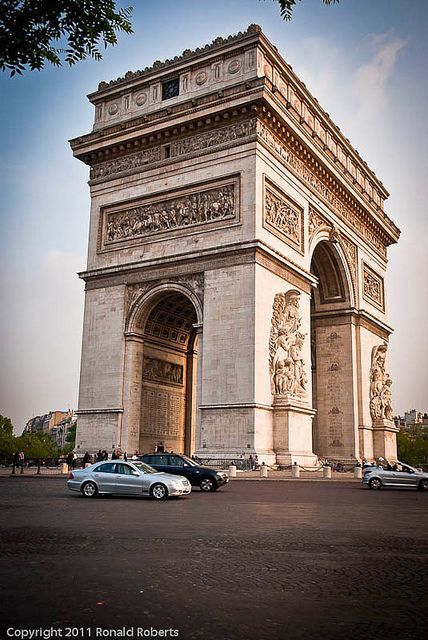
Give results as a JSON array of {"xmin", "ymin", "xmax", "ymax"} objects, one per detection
[{"xmin": 162, "ymin": 78, "xmax": 179, "ymax": 101}]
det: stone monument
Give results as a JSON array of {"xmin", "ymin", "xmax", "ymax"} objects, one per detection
[{"xmin": 70, "ymin": 25, "xmax": 400, "ymax": 464}]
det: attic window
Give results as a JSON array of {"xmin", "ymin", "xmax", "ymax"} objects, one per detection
[{"xmin": 162, "ymin": 78, "xmax": 179, "ymax": 100}]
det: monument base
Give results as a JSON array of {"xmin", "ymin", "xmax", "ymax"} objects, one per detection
[
  {"xmin": 372, "ymin": 419, "xmax": 399, "ymax": 461},
  {"xmin": 273, "ymin": 395, "xmax": 317, "ymax": 467}
]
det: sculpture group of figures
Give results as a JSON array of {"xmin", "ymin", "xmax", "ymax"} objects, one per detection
[
  {"xmin": 143, "ymin": 356, "xmax": 183, "ymax": 385},
  {"xmin": 269, "ymin": 291, "xmax": 308, "ymax": 397},
  {"xmin": 369, "ymin": 343, "xmax": 393, "ymax": 422},
  {"xmin": 265, "ymin": 188, "xmax": 301, "ymax": 245},
  {"xmin": 105, "ymin": 184, "xmax": 235, "ymax": 243}
]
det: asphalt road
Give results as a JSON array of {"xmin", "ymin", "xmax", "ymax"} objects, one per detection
[{"xmin": 0, "ymin": 477, "xmax": 427, "ymax": 640}]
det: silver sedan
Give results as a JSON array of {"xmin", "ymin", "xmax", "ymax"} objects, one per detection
[
  {"xmin": 67, "ymin": 460, "xmax": 191, "ymax": 500},
  {"xmin": 362, "ymin": 462, "xmax": 428, "ymax": 491}
]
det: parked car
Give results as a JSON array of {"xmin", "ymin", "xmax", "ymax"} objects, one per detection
[
  {"xmin": 67, "ymin": 460, "xmax": 191, "ymax": 500},
  {"xmin": 138, "ymin": 453, "xmax": 229, "ymax": 492},
  {"xmin": 362, "ymin": 462, "xmax": 428, "ymax": 491}
]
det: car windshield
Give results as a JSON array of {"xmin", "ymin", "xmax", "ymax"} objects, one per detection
[
  {"xmin": 132, "ymin": 461, "xmax": 158, "ymax": 474},
  {"xmin": 397, "ymin": 461, "xmax": 416, "ymax": 472}
]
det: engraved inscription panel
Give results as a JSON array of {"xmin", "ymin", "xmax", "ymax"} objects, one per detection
[
  {"xmin": 363, "ymin": 263, "xmax": 384, "ymax": 310},
  {"xmin": 264, "ymin": 181, "xmax": 303, "ymax": 252},
  {"xmin": 101, "ymin": 178, "xmax": 238, "ymax": 248},
  {"xmin": 141, "ymin": 388, "xmax": 185, "ymax": 437}
]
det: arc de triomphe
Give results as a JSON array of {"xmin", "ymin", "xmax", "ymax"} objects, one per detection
[{"xmin": 70, "ymin": 25, "xmax": 400, "ymax": 465}]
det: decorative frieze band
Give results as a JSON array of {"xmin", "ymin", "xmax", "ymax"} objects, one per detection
[
  {"xmin": 143, "ymin": 356, "xmax": 183, "ymax": 385},
  {"xmin": 263, "ymin": 179, "xmax": 303, "ymax": 253},
  {"xmin": 257, "ymin": 121, "xmax": 387, "ymax": 259},
  {"xmin": 362, "ymin": 263, "xmax": 384, "ymax": 311},
  {"xmin": 90, "ymin": 119, "xmax": 257, "ymax": 180},
  {"xmin": 101, "ymin": 178, "xmax": 238, "ymax": 248}
]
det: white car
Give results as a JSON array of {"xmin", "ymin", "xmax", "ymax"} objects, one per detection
[{"xmin": 67, "ymin": 460, "xmax": 191, "ymax": 500}]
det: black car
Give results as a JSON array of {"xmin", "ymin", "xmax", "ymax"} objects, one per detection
[{"xmin": 138, "ymin": 453, "xmax": 228, "ymax": 492}]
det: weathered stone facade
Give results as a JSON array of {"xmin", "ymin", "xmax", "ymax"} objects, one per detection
[{"xmin": 71, "ymin": 25, "xmax": 400, "ymax": 464}]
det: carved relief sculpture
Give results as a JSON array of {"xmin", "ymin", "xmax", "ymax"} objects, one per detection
[
  {"xmin": 264, "ymin": 183, "xmax": 303, "ymax": 252},
  {"xmin": 91, "ymin": 119, "xmax": 257, "ymax": 180},
  {"xmin": 369, "ymin": 344, "xmax": 393, "ymax": 422},
  {"xmin": 269, "ymin": 291, "xmax": 307, "ymax": 398},
  {"xmin": 143, "ymin": 357, "xmax": 184, "ymax": 385},
  {"xmin": 363, "ymin": 263, "xmax": 384, "ymax": 310},
  {"xmin": 104, "ymin": 183, "xmax": 235, "ymax": 245}
]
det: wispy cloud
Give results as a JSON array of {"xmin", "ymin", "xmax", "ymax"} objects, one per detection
[{"xmin": 354, "ymin": 31, "xmax": 407, "ymax": 120}]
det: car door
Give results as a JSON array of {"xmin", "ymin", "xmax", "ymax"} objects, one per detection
[
  {"xmin": 168, "ymin": 455, "xmax": 194, "ymax": 483},
  {"xmin": 92, "ymin": 462, "xmax": 118, "ymax": 492},
  {"xmin": 395, "ymin": 467, "xmax": 418, "ymax": 487},
  {"xmin": 115, "ymin": 463, "xmax": 143, "ymax": 495},
  {"xmin": 150, "ymin": 454, "xmax": 171, "ymax": 473}
]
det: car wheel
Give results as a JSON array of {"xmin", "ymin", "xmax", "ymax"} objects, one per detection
[
  {"xmin": 81, "ymin": 481, "xmax": 98, "ymax": 498},
  {"xmin": 151, "ymin": 483, "xmax": 168, "ymax": 500},
  {"xmin": 418, "ymin": 479, "xmax": 428, "ymax": 491},
  {"xmin": 368, "ymin": 477, "xmax": 382, "ymax": 490},
  {"xmin": 200, "ymin": 477, "xmax": 217, "ymax": 492}
]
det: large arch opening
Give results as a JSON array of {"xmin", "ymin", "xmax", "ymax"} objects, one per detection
[
  {"xmin": 135, "ymin": 291, "xmax": 199, "ymax": 456},
  {"xmin": 310, "ymin": 240, "xmax": 356, "ymax": 461}
]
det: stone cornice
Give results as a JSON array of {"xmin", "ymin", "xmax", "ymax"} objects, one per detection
[
  {"xmin": 78, "ymin": 240, "xmax": 316, "ymax": 293},
  {"xmin": 78, "ymin": 25, "xmax": 391, "ymax": 217},
  {"xmin": 70, "ymin": 80, "xmax": 264, "ymax": 161},
  {"xmin": 311, "ymin": 307, "xmax": 393, "ymax": 339},
  {"xmin": 255, "ymin": 31, "xmax": 389, "ymax": 201},
  {"xmin": 71, "ymin": 94, "xmax": 398, "ymax": 257}
]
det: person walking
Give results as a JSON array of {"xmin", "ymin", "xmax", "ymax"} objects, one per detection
[{"xmin": 18, "ymin": 451, "xmax": 25, "ymax": 474}]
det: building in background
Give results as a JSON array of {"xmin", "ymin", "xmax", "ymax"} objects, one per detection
[{"xmin": 24, "ymin": 410, "xmax": 76, "ymax": 448}]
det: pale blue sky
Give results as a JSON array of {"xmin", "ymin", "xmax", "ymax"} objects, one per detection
[{"xmin": 1, "ymin": 0, "xmax": 427, "ymax": 431}]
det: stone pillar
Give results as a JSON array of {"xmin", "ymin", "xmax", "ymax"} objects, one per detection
[
  {"xmin": 184, "ymin": 337, "xmax": 198, "ymax": 456},
  {"xmin": 121, "ymin": 332, "xmax": 145, "ymax": 454},
  {"xmin": 369, "ymin": 343, "xmax": 398, "ymax": 460},
  {"xmin": 193, "ymin": 323, "xmax": 204, "ymax": 453},
  {"xmin": 270, "ymin": 290, "xmax": 317, "ymax": 466}
]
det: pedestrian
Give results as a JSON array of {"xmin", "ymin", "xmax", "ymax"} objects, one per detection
[
  {"xmin": 66, "ymin": 450, "xmax": 74, "ymax": 471},
  {"xmin": 102, "ymin": 450, "xmax": 108, "ymax": 461},
  {"xmin": 18, "ymin": 451, "xmax": 25, "ymax": 474},
  {"xmin": 82, "ymin": 451, "xmax": 91, "ymax": 467},
  {"xmin": 254, "ymin": 454, "xmax": 259, "ymax": 469},
  {"xmin": 123, "ymin": 451, "xmax": 127, "ymax": 462},
  {"xmin": 13, "ymin": 451, "xmax": 20, "ymax": 474},
  {"xmin": 249, "ymin": 454, "xmax": 254, "ymax": 471},
  {"xmin": 131, "ymin": 450, "xmax": 138, "ymax": 460},
  {"xmin": 96, "ymin": 449, "xmax": 103, "ymax": 462}
]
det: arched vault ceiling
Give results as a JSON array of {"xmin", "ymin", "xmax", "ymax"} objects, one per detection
[
  {"xmin": 144, "ymin": 293, "xmax": 197, "ymax": 348},
  {"xmin": 311, "ymin": 242, "xmax": 347, "ymax": 306}
]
